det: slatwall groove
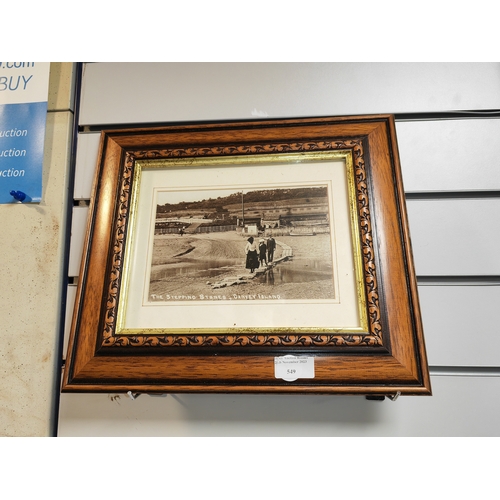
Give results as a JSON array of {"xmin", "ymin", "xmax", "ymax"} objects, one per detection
[
  {"xmin": 76, "ymin": 111, "xmax": 500, "ymax": 134},
  {"xmin": 405, "ymin": 191, "xmax": 500, "ymax": 200},
  {"xmin": 430, "ymin": 367, "xmax": 500, "ymax": 377}
]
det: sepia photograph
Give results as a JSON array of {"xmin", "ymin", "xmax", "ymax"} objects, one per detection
[{"xmin": 146, "ymin": 184, "xmax": 337, "ymax": 303}]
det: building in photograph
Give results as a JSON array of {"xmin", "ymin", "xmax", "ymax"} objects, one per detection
[{"xmin": 225, "ymin": 196, "xmax": 329, "ymax": 229}]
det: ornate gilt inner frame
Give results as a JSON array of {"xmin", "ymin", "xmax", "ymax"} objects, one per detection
[{"xmin": 62, "ymin": 115, "xmax": 431, "ymax": 396}]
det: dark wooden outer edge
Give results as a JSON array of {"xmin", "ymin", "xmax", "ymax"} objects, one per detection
[{"xmin": 386, "ymin": 116, "xmax": 431, "ymax": 394}]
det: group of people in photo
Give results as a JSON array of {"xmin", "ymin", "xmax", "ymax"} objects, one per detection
[{"xmin": 245, "ymin": 235, "xmax": 276, "ymax": 273}]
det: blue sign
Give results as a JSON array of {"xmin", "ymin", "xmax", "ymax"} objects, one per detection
[{"xmin": 0, "ymin": 62, "xmax": 50, "ymax": 204}]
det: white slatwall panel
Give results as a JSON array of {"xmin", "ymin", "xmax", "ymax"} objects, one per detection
[
  {"xmin": 396, "ymin": 119, "xmax": 500, "ymax": 192},
  {"xmin": 63, "ymin": 285, "xmax": 77, "ymax": 360},
  {"xmin": 419, "ymin": 286, "xmax": 500, "ymax": 366},
  {"xmin": 406, "ymin": 199, "xmax": 500, "ymax": 275},
  {"xmin": 59, "ymin": 62, "xmax": 500, "ymax": 437},
  {"xmin": 68, "ymin": 206, "xmax": 88, "ymax": 277},
  {"xmin": 79, "ymin": 63, "xmax": 500, "ymax": 125},
  {"xmin": 73, "ymin": 132, "xmax": 100, "ymax": 200}
]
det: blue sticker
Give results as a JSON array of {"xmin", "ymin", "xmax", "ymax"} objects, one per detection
[{"xmin": 0, "ymin": 101, "xmax": 47, "ymax": 203}]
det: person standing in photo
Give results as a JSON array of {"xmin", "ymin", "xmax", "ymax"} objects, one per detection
[
  {"xmin": 245, "ymin": 236, "xmax": 259, "ymax": 273},
  {"xmin": 258, "ymin": 238, "xmax": 267, "ymax": 267},
  {"xmin": 267, "ymin": 236, "xmax": 276, "ymax": 263}
]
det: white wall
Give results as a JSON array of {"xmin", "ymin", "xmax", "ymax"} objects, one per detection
[
  {"xmin": 58, "ymin": 63, "xmax": 500, "ymax": 436},
  {"xmin": 0, "ymin": 63, "xmax": 75, "ymax": 437}
]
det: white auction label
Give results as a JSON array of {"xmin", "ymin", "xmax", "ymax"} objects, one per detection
[{"xmin": 274, "ymin": 355, "xmax": 315, "ymax": 381}]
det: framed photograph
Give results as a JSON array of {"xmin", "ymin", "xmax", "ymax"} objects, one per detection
[{"xmin": 62, "ymin": 115, "xmax": 431, "ymax": 396}]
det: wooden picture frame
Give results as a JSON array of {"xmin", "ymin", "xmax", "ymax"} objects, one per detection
[{"xmin": 62, "ymin": 115, "xmax": 431, "ymax": 396}]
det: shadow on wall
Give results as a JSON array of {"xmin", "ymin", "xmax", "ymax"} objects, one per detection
[
  {"xmin": 58, "ymin": 392, "xmax": 389, "ymax": 436},
  {"xmin": 168, "ymin": 393, "xmax": 381, "ymax": 425}
]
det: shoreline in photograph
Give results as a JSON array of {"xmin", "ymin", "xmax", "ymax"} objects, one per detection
[{"xmin": 147, "ymin": 231, "xmax": 335, "ymax": 301}]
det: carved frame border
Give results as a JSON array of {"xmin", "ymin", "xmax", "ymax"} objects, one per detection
[{"xmin": 100, "ymin": 138, "xmax": 383, "ymax": 350}]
